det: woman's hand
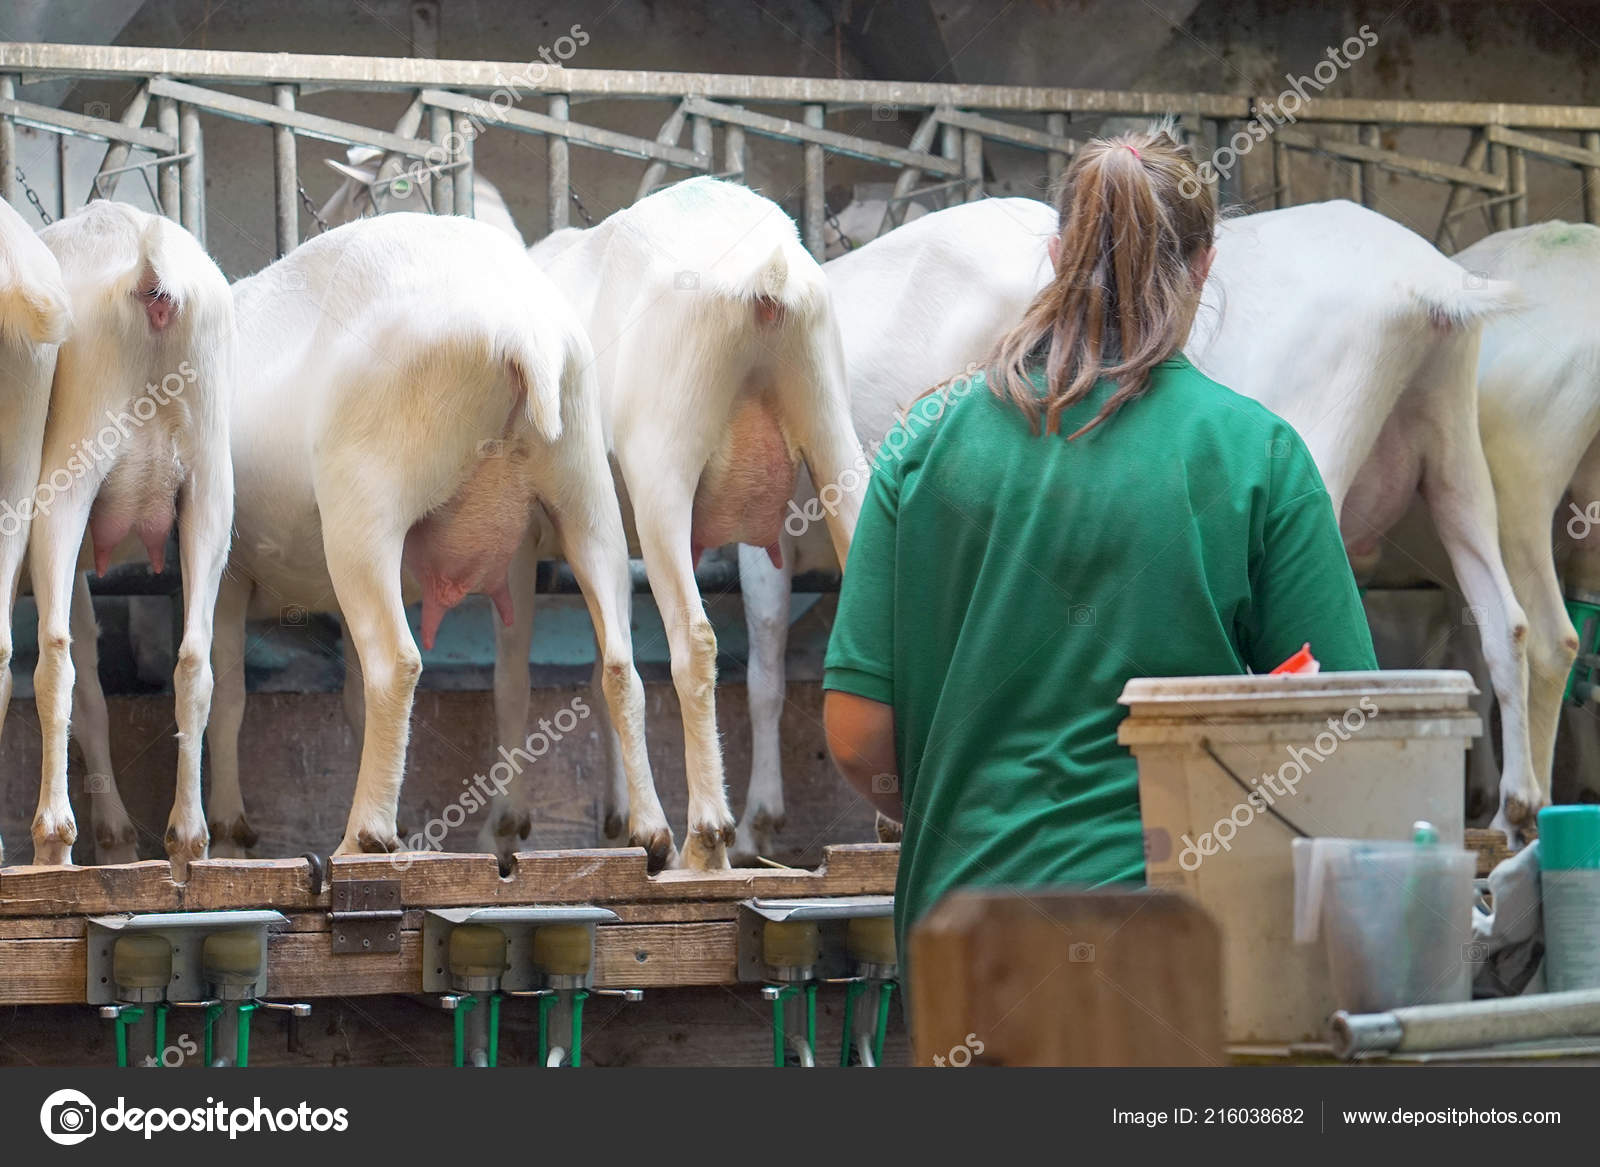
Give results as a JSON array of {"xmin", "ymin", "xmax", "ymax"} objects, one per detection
[{"xmin": 823, "ymin": 690, "xmax": 903, "ymax": 820}]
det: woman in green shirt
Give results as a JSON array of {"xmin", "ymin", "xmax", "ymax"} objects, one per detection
[{"xmin": 821, "ymin": 125, "xmax": 1377, "ymax": 964}]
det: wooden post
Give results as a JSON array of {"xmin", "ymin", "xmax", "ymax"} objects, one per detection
[
  {"xmin": 178, "ymin": 103, "xmax": 202, "ymax": 243},
  {"xmin": 802, "ymin": 103, "xmax": 824, "ymax": 260},
  {"xmin": 156, "ymin": 96, "xmax": 180, "ymax": 220},
  {"xmin": 910, "ymin": 888, "xmax": 1224, "ymax": 1067},
  {"xmin": 429, "ymin": 103, "xmax": 453, "ymax": 216},
  {"xmin": 547, "ymin": 94, "xmax": 570, "ymax": 232},
  {"xmin": 271, "ymin": 85, "xmax": 297, "ymax": 255}
]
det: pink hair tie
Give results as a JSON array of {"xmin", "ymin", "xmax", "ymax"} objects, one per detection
[{"xmin": 1123, "ymin": 144, "xmax": 1141, "ymax": 159}]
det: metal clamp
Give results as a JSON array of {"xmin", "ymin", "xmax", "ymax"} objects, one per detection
[{"xmin": 330, "ymin": 879, "xmax": 402, "ymax": 954}]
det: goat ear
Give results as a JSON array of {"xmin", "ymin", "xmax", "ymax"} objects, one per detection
[{"xmin": 325, "ymin": 158, "xmax": 379, "ymax": 184}]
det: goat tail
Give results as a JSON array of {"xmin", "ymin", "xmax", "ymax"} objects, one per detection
[{"xmin": 500, "ymin": 324, "xmax": 565, "ymax": 444}]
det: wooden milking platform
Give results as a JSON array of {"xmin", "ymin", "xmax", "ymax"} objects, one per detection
[{"xmin": 0, "ymin": 844, "xmax": 899, "ymax": 1007}]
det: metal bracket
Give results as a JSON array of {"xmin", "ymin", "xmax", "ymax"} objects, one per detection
[
  {"xmin": 421, "ymin": 906, "xmax": 619, "ymax": 992},
  {"xmin": 330, "ymin": 879, "xmax": 403, "ymax": 954},
  {"xmin": 736, "ymin": 896, "xmax": 893, "ymax": 983},
  {"xmin": 86, "ymin": 910, "xmax": 286, "ymax": 1004}
]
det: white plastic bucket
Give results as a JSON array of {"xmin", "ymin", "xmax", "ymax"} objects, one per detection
[{"xmin": 1118, "ymin": 670, "xmax": 1480, "ymax": 1044}]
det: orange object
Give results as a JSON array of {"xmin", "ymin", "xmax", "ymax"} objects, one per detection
[{"xmin": 1270, "ymin": 643, "xmax": 1319, "ymax": 675}]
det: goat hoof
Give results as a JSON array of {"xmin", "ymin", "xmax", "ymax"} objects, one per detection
[
  {"xmin": 95, "ymin": 821, "xmax": 139, "ymax": 865},
  {"xmin": 356, "ymin": 829, "xmax": 402, "ymax": 854},
  {"xmin": 875, "ymin": 813, "xmax": 903, "ymax": 844},
  {"xmin": 603, "ymin": 810, "xmax": 625, "ymax": 840},
  {"xmin": 680, "ymin": 825, "xmax": 732, "ymax": 872},
  {"xmin": 32, "ymin": 812, "xmax": 78, "ymax": 866},
  {"xmin": 632, "ymin": 825, "xmax": 676, "ymax": 873}
]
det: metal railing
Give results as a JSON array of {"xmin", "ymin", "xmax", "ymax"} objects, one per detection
[{"xmin": 6, "ymin": 41, "xmax": 1600, "ymax": 260}]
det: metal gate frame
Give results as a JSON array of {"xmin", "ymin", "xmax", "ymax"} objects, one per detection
[{"xmin": 5, "ymin": 41, "xmax": 1600, "ymax": 258}]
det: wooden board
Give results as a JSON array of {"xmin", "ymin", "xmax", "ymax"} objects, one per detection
[
  {"xmin": 0, "ymin": 843, "xmax": 897, "ymax": 1005},
  {"xmin": 909, "ymin": 887, "xmax": 1224, "ymax": 1067},
  {"xmin": 0, "ymin": 843, "xmax": 898, "ymax": 916}
]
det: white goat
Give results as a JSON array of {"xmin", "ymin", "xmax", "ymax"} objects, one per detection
[
  {"xmin": 733, "ymin": 196, "xmax": 1532, "ymax": 860},
  {"xmin": 0, "ymin": 197, "xmax": 70, "ymax": 866},
  {"xmin": 472, "ymin": 177, "xmax": 865, "ymax": 871},
  {"xmin": 201, "ymin": 213, "xmax": 664, "ymax": 861},
  {"xmin": 27, "ymin": 201, "xmax": 234, "ymax": 876},
  {"xmin": 1447, "ymin": 222, "xmax": 1600, "ymax": 817},
  {"xmin": 321, "ymin": 145, "xmax": 525, "ymax": 246}
]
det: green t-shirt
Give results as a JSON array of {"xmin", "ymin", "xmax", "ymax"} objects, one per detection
[{"xmin": 822, "ymin": 356, "xmax": 1378, "ymax": 962}]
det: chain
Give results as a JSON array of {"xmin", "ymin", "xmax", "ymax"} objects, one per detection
[
  {"xmin": 13, "ymin": 165, "xmax": 52, "ymax": 226},
  {"xmin": 297, "ymin": 181, "xmax": 331, "ymax": 235},
  {"xmin": 824, "ymin": 204, "xmax": 854, "ymax": 253},
  {"xmin": 568, "ymin": 185, "xmax": 595, "ymax": 227}
]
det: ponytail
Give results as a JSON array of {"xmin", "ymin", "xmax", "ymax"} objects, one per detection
[{"xmin": 989, "ymin": 121, "xmax": 1216, "ymax": 439}]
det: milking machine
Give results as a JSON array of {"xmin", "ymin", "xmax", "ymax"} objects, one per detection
[
  {"xmin": 424, "ymin": 907, "xmax": 643, "ymax": 1067},
  {"xmin": 90, "ymin": 911, "xmax": 306, "ymax": 1067},
  {"xmin": 737, "ymin": 897, "xmax": 895, "ymax": 1067}
]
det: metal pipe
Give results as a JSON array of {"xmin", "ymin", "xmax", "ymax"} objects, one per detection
[
  {"xmin": 962, "ymin": 128, "xmax": 983, "ymax": 202},
  {"xmin": 724, "ymin": 111, "xmax": 744, "ymax": 180},
  {"xmin": 802, "ymin": 103, "xmax": 824, "ymax": 260},
  {"xmin": 1509, "ymin": 146, "xmax": 1527, "ymax": 227},
  {"xmin": 1272, "ymin": 135, "xmax": 1291, "ymax": 208},
  {"xmin": 429, "ymin": 103, "xmax": 453, "ymax": 215},
  {"xmin": 548, "ymin": 94, "xmax": 569, "ymax": 231},
  {"xmin": 1585, "ymin": 131, "xmax": 1600, "ymax": 225},
  {"xmin": 1331, "ymin": 988, "xmax": 1600, "ymax": 1060},
  {"xmin": 1045, "ymin": 111, "xmax": 1067, "ymax": 189},
  {"xmin": 691, "ymin": 112, "xmax": 712, "ymax": 167},
  {"xmin": 156, "ymin": 96, "xmax": 179, "ymax": 219},
  {"xmin": 0, "ymin": 74, "xmax": 16, "ymax": 208},
  {"xmin": 452, "ymin": 112, "xmax": 473, "ymax": 218},
  {"xmin": 1489, "ymin": 141, "xmax": 1511, "ymax": 230},
  {"xmin": 178, "ymin": 104, "xmax": 202, "ymax": 241},
  {"xmin": 1358, "ymin": 123, "xmax": 1379, "ymax": 205},
  {"xmin": 272, "ymin": 85, "xmax": 297, "ymax": 255},
  {"xmin": 93, "ymin": 82, "xmax": 152, "ymax": 201},
  {"xmin": 54, "ymin": 131, "xmax": 67, "ymax": 218}
]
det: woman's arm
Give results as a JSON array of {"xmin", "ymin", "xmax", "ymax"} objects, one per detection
[{"xmin": 824, "ymin": 690, "xmax": 903, "ymax": 819}]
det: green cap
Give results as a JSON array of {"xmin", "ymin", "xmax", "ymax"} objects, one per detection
[{"xmin": 1537, "ymin": 805, "xmax": 1600, "ymax": 870}]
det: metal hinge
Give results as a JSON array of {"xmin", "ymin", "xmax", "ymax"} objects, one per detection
[{"xmin": 330, "ymin": 879, "xmax": 403, "ymax": 954}]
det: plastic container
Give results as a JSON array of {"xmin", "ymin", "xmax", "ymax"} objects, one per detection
[
  {"xmin": 1118, "ymin": 670, "xmax": 1480, "ymax": 1044},
  {"xmin": 1538, "ymin": 805, "xmax": 1600, "ymax": 992},
  {"xmin": 1292, "ymin": 838, "xmax": 1476, "ymax": 1014}
]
